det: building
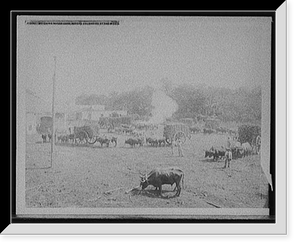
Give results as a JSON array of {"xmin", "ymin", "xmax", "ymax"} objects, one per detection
[
  {"xmin": 80, "ymin": 105, "xmax": 127, "ymax": 121},
  {"xmin": 26, "ymin": 89, "xmax": 51, "ymax": 135},
  {"xmin": 26, "ymin": 91, "xmax": 129, "ymax": 135}
]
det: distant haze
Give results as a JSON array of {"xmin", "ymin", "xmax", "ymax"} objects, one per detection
[
  {"xmin": 149, "ymin": 88, "xmax": 178, "ymax": 124},
  {"xmin": 19, "ymin": 16, "xmax": 272, "ymax": 106}
]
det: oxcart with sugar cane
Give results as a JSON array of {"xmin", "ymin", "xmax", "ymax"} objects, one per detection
[
  {"xmin": 69, "ymin": 120, "xmax": 100, "ymax": 145},
  {"xmin": 142, "ymin": 122, "xmax": 191, "ymax": 148},
  {"xmin": 163, "ymin": 122, "xmax": 191, "ymax": 145},
  {"xmin": 36, "ymin": 116, "xmax": 53, "ymax": 143},
  {"xmin": 237, "ymin": 124, "xmax": 261, "ymax": 154}
]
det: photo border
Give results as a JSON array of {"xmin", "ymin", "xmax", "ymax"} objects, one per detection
[{"xmin": 5, "ymin": 5, "xmax": 288, "ymax": 234}]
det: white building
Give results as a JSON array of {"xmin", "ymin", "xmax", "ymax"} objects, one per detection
[{"xmin": 80, "ymin": 105, "xmax": 127, "ymax": 121}]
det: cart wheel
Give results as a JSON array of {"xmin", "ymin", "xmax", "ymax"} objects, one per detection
[
  {"xmin": 87, "ymin": 136, "xmax": 97, "ymax": 144},
  {"xmin": 173, "ymin": 131, "xmax": 186, "ymax": 144}
]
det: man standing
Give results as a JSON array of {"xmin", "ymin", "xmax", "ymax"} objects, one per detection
[{"xmin": 224, "ymin": 148, "xmax": 232, "ymax": 168}]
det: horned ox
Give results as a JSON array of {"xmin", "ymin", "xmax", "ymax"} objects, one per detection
[{"xmin": 140, "ymin": 167, "xmax": 184, "ymax": 197}]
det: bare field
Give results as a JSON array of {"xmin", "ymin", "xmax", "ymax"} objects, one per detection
[{"xmin": 25, "ymin": 133, "xmax": 269, "ymax": 210}]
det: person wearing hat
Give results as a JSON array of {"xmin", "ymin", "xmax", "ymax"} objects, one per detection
[{"xmin": 224, "ymin": 147, "xmax": 232, "ymax": 168}]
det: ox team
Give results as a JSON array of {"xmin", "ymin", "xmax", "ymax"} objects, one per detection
[{"xmin": 204, "ymin": 136, "xmax": 257, "ymax": 169}]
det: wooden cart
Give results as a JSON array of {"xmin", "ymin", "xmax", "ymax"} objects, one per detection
[
  {"xmin": 163, "ymin": 123, "xmax": 191, "ymax": 144},
  {"xmin": 72, "ymin": 122, "xmax": 100, "ymax": 145}
]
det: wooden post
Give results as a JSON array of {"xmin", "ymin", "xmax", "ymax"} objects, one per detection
[{"xmin": 50, "ymin": 56, "xmax": 57, "ymax": 168}]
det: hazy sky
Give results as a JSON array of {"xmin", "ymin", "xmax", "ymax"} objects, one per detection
[{"xmin": 18, "ymin": 16, "xmax": 272, "ymax": 106}]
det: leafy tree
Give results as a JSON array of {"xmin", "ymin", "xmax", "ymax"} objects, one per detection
[{"xmin": 169, "ymin": 85, "xmax": 206, "ymax": 119}]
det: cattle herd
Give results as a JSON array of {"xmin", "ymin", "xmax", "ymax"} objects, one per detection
[
  {"xmin": 204, "ymin": 140, "xmax": 257, "ymax": 162},
  {"xmin": 54, "ymin": 127, "xmax": 174, "ymax": 148},
  {"xmin": 55, "ymin": 133, "xmax": 173, "ymax": 148},
  {"xmin": 190, "ymin": 126, "xmax": 237, "ymax": 136}
]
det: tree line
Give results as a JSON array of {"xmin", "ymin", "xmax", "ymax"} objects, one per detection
[{"xmin": 75, "ymin": 84, "xmax": 261, "ymax": 123}]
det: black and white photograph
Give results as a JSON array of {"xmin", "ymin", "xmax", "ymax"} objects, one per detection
[{"xmin": 13, "ymin": 11, "xmax": 282, "ymax": 228}]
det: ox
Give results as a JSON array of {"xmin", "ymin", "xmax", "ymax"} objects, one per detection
[
  {"xmin": 97, "ymin": 137, "xmax": 110, "ymax": 147},
  {"xmin": 110, "ymin": 137, "xmax": 118, "ymax": 147},
  {"xmin": 205, "ymin": 147, "xmax": 225, "ymax": 161},
  {"xmin": 241, "ymin": 142, "xmax": 253, "ymax": 157},
  {"xmin": 190, "ymin": 126, "xmax": 201, "ymax": 134},
  {"xmin": 231, "ymin": 147, "xmax": 244, "ymax": 159},
  {"xmin": 158, "ymin": 139, "xmax": 166, "ymax": 147},
  {"xmin": 140, "ymin": 168, "xmax": 184, "ymax": 197},
  {"xmin": 41, "ymin": 134, "xmax": 47, "ymax": 143},
  {"xmin": 204, "ymin": 150, "xmax": 214, "ymax": 159},
  {"xmin": 146, "ymin": 137, "xmax": 159, "ymax": 147},
  {"xmin": 125, "ymin": 138, "xmax": 142, "ymax": 147},
  {"xmin": 203, "ymin": 128, "xmax": 214, "ymax": 134}
]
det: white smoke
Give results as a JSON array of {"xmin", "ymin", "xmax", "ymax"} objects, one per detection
[{"xmin": 149, "ymin": 88, "xmax": 178, "ymax": 124}]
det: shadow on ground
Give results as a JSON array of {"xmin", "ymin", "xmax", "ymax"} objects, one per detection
[{"xmin": 131, "ymin": 189, "xmax": 180, "ymax": 199}]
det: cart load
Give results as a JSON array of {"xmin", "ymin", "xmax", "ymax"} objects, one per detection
[
  {"xmin": 71, "ymin": 121, "xmax": 100, "ymax": 145},
  {"xmin": 179, "ymin": 118, "xmax": 195, "ymax": 127},
  {"xmin": 163, "ymin": 123, "xmax": 191, "ymax": 144},
  {"xmin": 237, "ymin": 124, "xmax": 261, "ymax": 153},
  {"xmin": 36, "ymin": 116, "xmax": 52, "ymax": 135},
  {"xmin": 98, "ymin": 116, "xmax": 132, "ymax": 129}
]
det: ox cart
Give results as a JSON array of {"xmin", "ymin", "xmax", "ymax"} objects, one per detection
[
  {"xmin": 72, "ymin": 125, "xmax": 99, "ymax": 144},
  {"xmin": 237, "ymin": 124, "xmax": 261, "ymax": 154},
  {"xmin": 98, "ymin": 116, "xmax": 132, "ymax": 129},
  {"xmin": 66, "ymin": 120, "xmax": 100, "ymax": 145},
  {"xmin": 163, "ymin": 123, "xmax": 191, "ymax": 145},
  {"xmin": 36, "ymin": 116, "xmax": 52, "ymax": 142}
]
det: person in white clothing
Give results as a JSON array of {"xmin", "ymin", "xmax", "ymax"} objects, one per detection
[{"xmin": 224, "ymin": 148, "xmax": 232, "ymax": 168}]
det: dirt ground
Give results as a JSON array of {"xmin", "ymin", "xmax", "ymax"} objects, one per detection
[{"xmin": 25, "ymin": 132, "xmax": 269, "ymax": 210}]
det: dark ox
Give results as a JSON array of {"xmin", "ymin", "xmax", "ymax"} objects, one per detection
[
  {"xmin": 205, "ymin": 147, "xmax": 225, "ymax": 161},
  {"xmin": 204, "ymin": 150, "xmax": 214, "ymax": 159},
  {"xmin": 146, "ymin": 137, "xmax": 158, "ymax": 147},
  {"xmin": 96, "ymin": 137, "xmax": 110, "ymax": 147},
  {"xmin": 110, "ymin": 137, "xmax": 117, "ymax": 147},
  {"xmin": 41, "ymin": 134, "xmax": 47, "ymax": 143},
  {"xmin": 125, "ymin": 138, "xmax": 142, "ymax": 147},
  {"xmin": 190, "ymin": 126, "xmax": 201, "ymax": 134},
  {"xmin": 140, "ymin": 168, "xmax": 184, "ymax": 197},
  {"xmin": 203, "ymin": 128, "xmax": 214, "ymax": 134}
]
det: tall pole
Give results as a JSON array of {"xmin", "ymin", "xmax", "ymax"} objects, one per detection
[{"xmin": 50, "ymin": 56, "xmax": 57, "ymax": 168}]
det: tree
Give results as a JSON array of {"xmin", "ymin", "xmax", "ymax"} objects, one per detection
[
  {"xmin": 109, "ymin": 87, "xmax": 154, "ymax": 116},
  {"xmin": 169, "ymin": 85, "xmax": 206, "ymax": 119},
  {"xmin": 75, "ymin": 93, "xmax": 108, "ymax": 105}
]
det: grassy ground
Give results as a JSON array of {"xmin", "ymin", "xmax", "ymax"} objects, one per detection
[{"xmin": 25, "ymin": 132, "xmax": 269, "ymax": 210}]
